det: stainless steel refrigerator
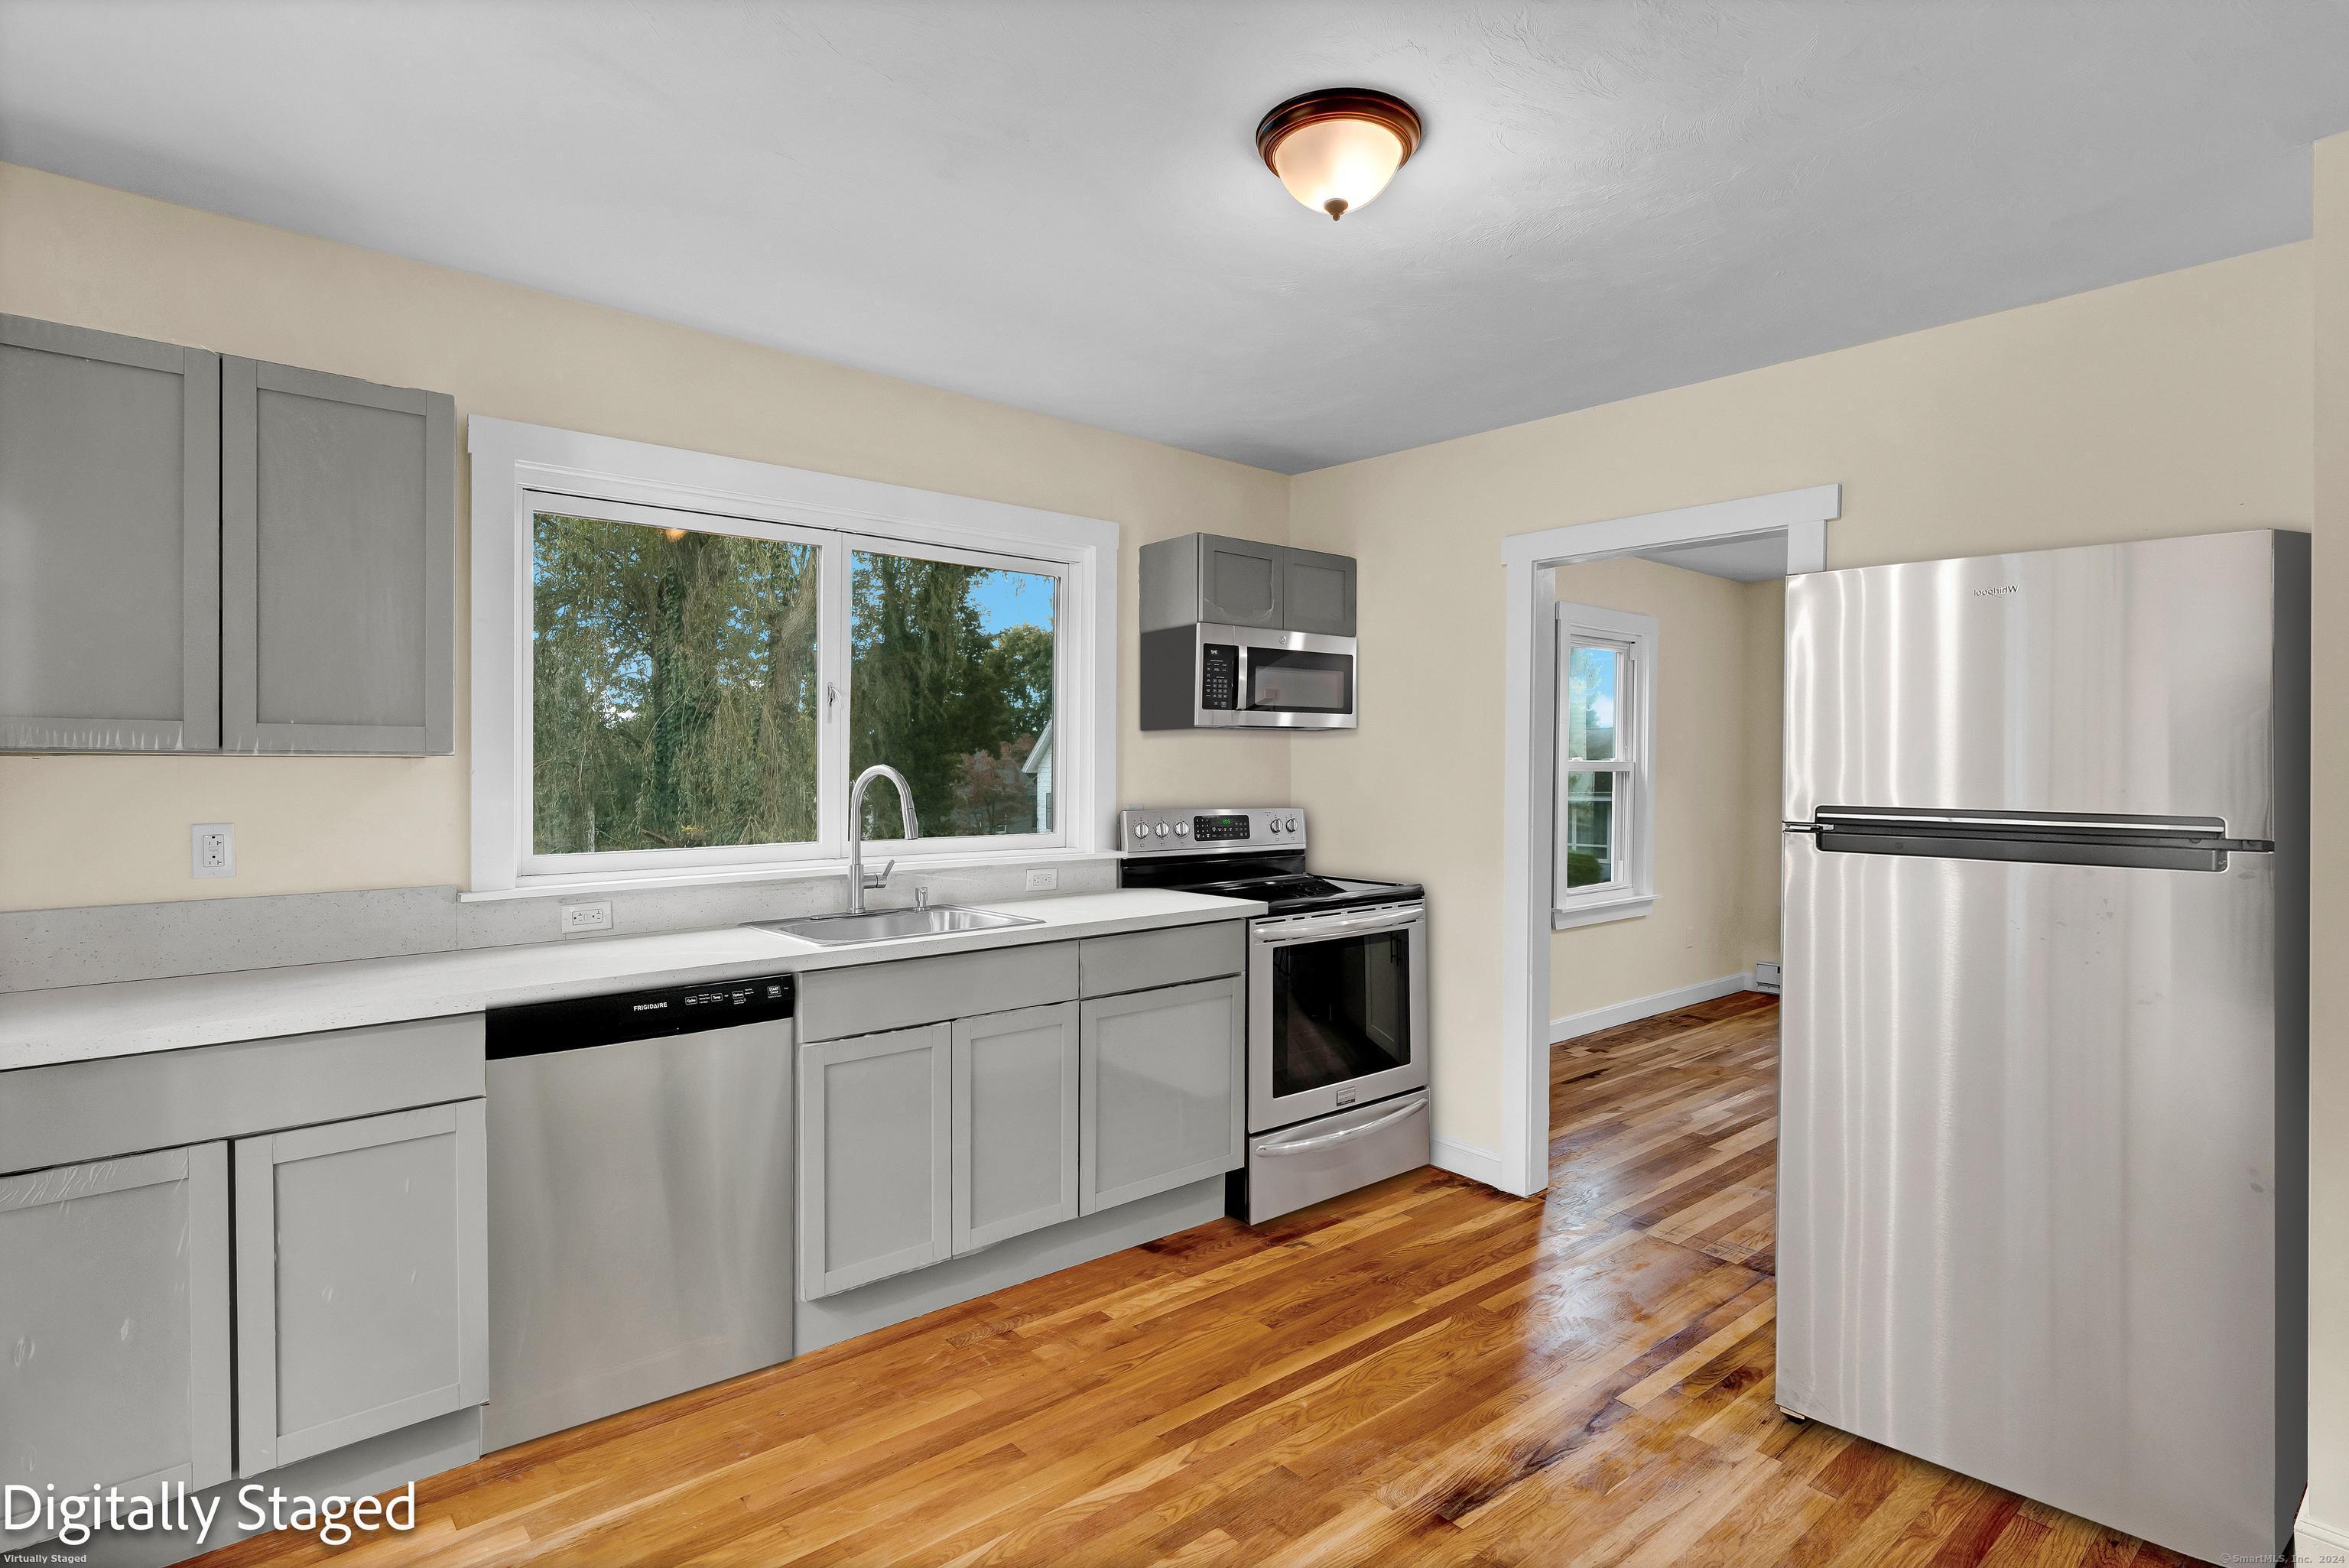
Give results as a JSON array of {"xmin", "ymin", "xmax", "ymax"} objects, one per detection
[{"xmin": 1777, "ymin": 530, "xmax": 2308, "ymax": 1565}]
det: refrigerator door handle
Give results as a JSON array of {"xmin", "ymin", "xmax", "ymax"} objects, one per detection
[{"xmin": 1805, "ymin": 806, "xmax": 2269, "ymax": 872}]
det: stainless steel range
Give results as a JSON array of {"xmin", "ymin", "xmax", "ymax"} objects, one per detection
[{"xmin": 1118, "ymin": 806, "xmax": 1429, "ymax": 1223}]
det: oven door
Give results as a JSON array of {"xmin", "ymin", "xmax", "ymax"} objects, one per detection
[{"xmin": 1248, "ymin": 902, "xmax": 1429, "ymax": 1134}]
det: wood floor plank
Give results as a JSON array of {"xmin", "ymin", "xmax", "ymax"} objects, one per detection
[{"xmin": 190, "ymin": 993, "xmax": 2212, "ymax": 1568}]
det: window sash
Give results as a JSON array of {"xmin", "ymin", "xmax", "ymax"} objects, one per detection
[
  {"xmin": 841, "ymin": 530, "xmax": 1070, "ymax": 856},
  {"xmin": 518, "ymin": 492, "xmax": 1069, "ymax": 877},
  {"xmin": 1555, "ymin": 608, "xmax": 1655, "ymax": 913}
]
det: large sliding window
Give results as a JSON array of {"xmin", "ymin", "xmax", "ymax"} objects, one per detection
[{"xmin": 519, "ymin": 494, "xmax": 1067, "ymax": 878}]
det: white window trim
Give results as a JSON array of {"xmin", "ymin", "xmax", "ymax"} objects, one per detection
[
  {"xmin": 1552, "ymin": 602, "xmax": 1659, "ymax": 929},
  {"xmin": 466, "ymin": 417, "xmax": 1118, "ymax": 896}
]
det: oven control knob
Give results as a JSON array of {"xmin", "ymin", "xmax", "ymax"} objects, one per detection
[
  {"xmin": 1285, "ymin": 816, "xmax": 1300, "ymax": 832},
  {"xmin": 1153, "ymin": 822, "xmax": 1169, "ymax": 838},
  {"xmin": 1268, "ymin": 818, "xmax": 1282, "ymax": 834},
  {"xmin": 1174, "ymin": 822, "xmax": 1189, "ymax": 836}
]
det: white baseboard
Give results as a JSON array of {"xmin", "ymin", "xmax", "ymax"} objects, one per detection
[
  {"xmin": 1432, "ymin": 1136, "xmax": 1508, "ymax": 1190},
  {"xmin": 2299, "ymin": 1499, "xmax": 2349, "ymax": 1553},
  {"xmin": 1550, "ymin": 971, "xmax": 1756, "ymax": 1044}
]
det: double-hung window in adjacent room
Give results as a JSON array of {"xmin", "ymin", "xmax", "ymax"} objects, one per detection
[{"xmin": 1554, "ymin": 602, "xmax": 1659, "ymax": 927}]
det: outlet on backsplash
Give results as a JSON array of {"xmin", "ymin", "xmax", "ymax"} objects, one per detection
[
  {"xmin": 560, "ymin": 901, "xmax": 613, "ymax": 934},
  {"xmin": 190, "ymin": 824, "xmax": 236, "ymax": 879},
  {"xmin": 1025, "ymin": 868, "xmax": 1058, "ymax": 892}
]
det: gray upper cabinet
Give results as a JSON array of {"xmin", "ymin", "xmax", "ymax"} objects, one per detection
[
  {"xmin": 0, "ymin": 314, "xmax": 220, "ymax": 752},
  {"xmin": 798, "ymin": 1023, "xmax": 954, "ymax": 1300},
  {"xmin": 1277, "ymin": 545, "xmax": 1356, "ymax": 636},
  {"xmin": 0, "ymin": 1143, "xmax": 232, "ymax": 1553},
  {"xmin": 1079, "ymin": 976, "xmax": 1246, "ymax": 1216},
  {"xmin": 1139, "ymin": 532, "xmax": 1355, "ymax": 636},
  {"xmin": 223, "ymin": 357, "xmax": 455, "ymax": 755},
  {"xmin": 234, "ymin": 1101, "xmax": 488, "ymax": 1474},
  {"xmin": 1142, "ymin": 533, "xmax": 1281, "ymax": 631},
  {"xmin": 952, "ymin": 1002, "xmax": 1080, "ymax": 1255},
  {"xmin": 1200, "ymin": 536, "xmax": 1284, "ymax": 628}
]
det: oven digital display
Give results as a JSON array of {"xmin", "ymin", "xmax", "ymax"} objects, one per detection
[{"xmin": 1193, "ymin": 813, "xmax": 1252, "ymax": 842}]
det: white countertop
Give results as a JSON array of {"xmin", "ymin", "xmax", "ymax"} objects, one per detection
[{"xmin": 0, "ymin": 889, "xmax": 1263, "ymax": 1071}]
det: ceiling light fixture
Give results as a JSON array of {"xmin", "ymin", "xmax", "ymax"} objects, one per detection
[{"xmin": 1256, "ymin": 87, "xmax": 1422, "ymax": 221}]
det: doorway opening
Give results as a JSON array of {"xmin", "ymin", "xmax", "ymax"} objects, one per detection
[{"xmin": 1492, "ymin": 485, "xmax": 1839, "ymax": 1197}]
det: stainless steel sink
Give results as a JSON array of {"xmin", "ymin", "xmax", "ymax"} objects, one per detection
[{"xmin": 746, "ymin": 905, "xmax": 1043, "ymax": 946}]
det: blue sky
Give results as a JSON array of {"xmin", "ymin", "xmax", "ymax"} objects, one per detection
[{"xmin": 971, "ymin": 568, "xmax": 1056, "ymax": 635}]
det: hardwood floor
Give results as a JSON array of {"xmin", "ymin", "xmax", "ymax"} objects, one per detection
[{"xmin": 199, "ymin": 992, "xmax": 2204, "ymax": 1567}]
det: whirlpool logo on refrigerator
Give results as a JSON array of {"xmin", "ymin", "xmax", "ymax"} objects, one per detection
[{"xmin": 1973, "ymin": 583, "xmax": 2019, "ymax": 599}]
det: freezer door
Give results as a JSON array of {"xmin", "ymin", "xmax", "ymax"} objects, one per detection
[
  {"xmin": 1784, "ymin": 531, "xmax": 2289, "ymax": 838},
  {"xmin": 1778, "ymin": 835, "xmax": 2290, "ymax": 1563}
]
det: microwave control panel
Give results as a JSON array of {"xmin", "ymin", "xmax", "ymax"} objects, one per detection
[{"xmin": 1200, "ymin": 643, "xmax": 1239, "ymax": 709}]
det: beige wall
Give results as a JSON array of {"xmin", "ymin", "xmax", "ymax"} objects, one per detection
[
  {"xmin": 1547, "ymin": 558, "xmax": 1782, "ymax": 1022},
  {"xmin": 0, "ymin": 163, "xmax": 1294, "ymax": 911},
  {"xmin": 2306, "ymin": 131, "xmax": 2347, "ymax": 1545},
  {"xmin": 1290, "ymin": 240, "xmax": 2315, "ymax": 1156}
]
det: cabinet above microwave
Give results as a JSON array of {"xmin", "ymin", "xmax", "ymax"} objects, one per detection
[{"xmin": 1139, "ymin": 534, "xmax": 1355, "ymax": 638}]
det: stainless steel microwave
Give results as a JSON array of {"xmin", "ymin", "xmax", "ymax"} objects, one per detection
[{"xmin": 1139, "ymin": 622, "xmax": 1359, "ymax": 730}]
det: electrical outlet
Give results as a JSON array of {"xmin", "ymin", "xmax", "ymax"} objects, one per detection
[
  {"xmin": 560, "ymin": 901, "xmax": 613, "ymax": 934},
  {"xmin": 1024, "ymin": 868, "xmax": 1058, "ymax": 892},
  {"xmin": 191, "ymin": 823, "xmax": 236, "ymax": 879}
]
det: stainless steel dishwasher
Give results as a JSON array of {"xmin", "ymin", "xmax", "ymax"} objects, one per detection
[{"xmin": 484, "ymin": 973, "xmax": 796, "ymax": 1450}]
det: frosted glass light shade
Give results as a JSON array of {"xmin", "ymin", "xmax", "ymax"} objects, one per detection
[
  {"xmin": 1271, "ymin": 118, "xmax": 1406, "ymax": 220},
  {"xmin": 1255, "ymin": 89, "xmax": 1422, "ymax": 222}
]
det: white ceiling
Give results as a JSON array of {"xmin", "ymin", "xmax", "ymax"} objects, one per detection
[
  {"xmin": 4, "ymin": 2, "xmax": 2347, "ymax": 473},
  {"xmin": 1636, "ymin": 534, "xmax": 1788, "ymax": 583}
]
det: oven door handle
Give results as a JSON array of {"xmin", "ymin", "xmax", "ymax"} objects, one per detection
[
  {"xmin": 1255, "ymin": 1096, "xmax": 1428, "ymax": 1157},
  {"xmin": 1255, "ymin": 906, "xmax": 1424, "ymax": 942}
]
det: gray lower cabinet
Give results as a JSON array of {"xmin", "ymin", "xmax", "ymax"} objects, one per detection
[
  {"xmin": 234, "ymin": 1100, "xmax": 488, "ymax": 1473},
  {"xmin": 798, "ymin": 1023, "xmax": 953, "ymax": 1300},
  {"xmin": 222, "ymin": 356, "xmax": 456, "ymax": 755},
  {"xmin": 1080, "ymin": 977, "xmax": 1246, "ymax": 1215},
  {"xmin": 0, "ymin": 314, "xmax": 220, "ymax": 752},
  {"xmin": 0, "ymin": 1143, "xmax": 232, "ymax": 1552},
  {"xmin": 952, "ymin": 1002, "xmax": 1080, "ymax": 1255}
]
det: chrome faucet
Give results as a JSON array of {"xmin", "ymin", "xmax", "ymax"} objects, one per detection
[{"xmin": 846, "ymin": 765, "xmax": 919, "ymax": 914}]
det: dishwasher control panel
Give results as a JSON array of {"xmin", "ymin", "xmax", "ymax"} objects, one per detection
[{"xmin": 488, "ymin": 972, "xmax": 796, "ymax": 1059}]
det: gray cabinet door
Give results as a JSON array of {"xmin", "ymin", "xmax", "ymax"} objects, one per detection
[
  {"xmin": 234, "ymin": 1100, "xmax": 488, "ymax": 1473},
  {"xmin": 0, "ymin": 1144, "xmax": 232, "ymax": 1551},
  {"xmin": 1079, "ymin": 977, "xmax": 1245, "ymax": 1215},
  {"xmin": 221, "ymin": 357, "xmax": 454, "ymax": 754},
  {"xmin": 1198, "ymin": 535, "xmax": 1283, "ymax": 628},
  {"xmin": 0, "ymin": 314, "xmax": 219, "ymax": 752},
  {"xmin": 1278, "ymin": 545, "xmax": 1356, "ymax": 636},
  {"xmin": 798, "ymin": 1023, "xmax": 952, "ymax": 1299},
  {"xmin": 952, "ymin": 1002, "xmax": 1079, "ymax": 1255}
]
